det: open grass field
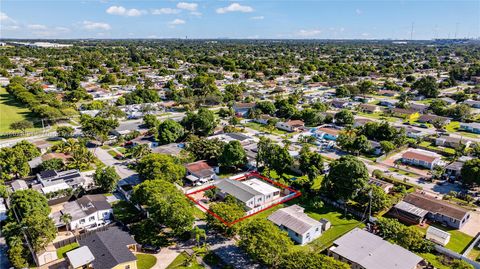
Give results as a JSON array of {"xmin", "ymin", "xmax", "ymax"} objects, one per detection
[
  {"xmin": 0, "ymin": 87, "xmax": 40, "ymax": 133},
  {"xmin": 166, "ymin": 252, "xmax": 204, "ymax": 269},
  {"xmin": 136, "ymin": 254, "xmax": 157, "ymax": 269}
]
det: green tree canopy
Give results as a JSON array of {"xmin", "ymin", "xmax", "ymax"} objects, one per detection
[
  {"xmin": 137, "ymin": 153, "xmax": 186, "ymax": 182},
  {"xmin": 157, "ymin": 119, "xmax": 185, "ymax": 145},
  {"xmin": 322, "ymin": 155, "xmax": 369, "ymax": 200},
  {"xmin": 219, "ymin": 140, "xmax": 247, "ymax": 169},
  {"xmin": 461, "ymin": 158, "xmax": 480, "ymax": 187},
  {"xmin": 94, "ymin": 166, "xmax": 120, "ymax": 192}
]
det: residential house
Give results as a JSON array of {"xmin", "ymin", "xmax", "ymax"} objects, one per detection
[
  {"xmin": 185, "ymin": 160, "xmax": 218, "ymax": 186},
  {"xmin": 215, "ymin": 177, "xmax": 280, "ymax": 210},
  {"xmin": 435, "ymin": 135, "xmax": 471, "ymax": 149},
  {"xmin": 32, "ymin": 140, "xmax": 52, "ymax": 154},
  {"xmin": 378, "ymin": 99, "xmax": 398, "ymax": 108},
  {"xmin": 359, "ymin": 104, "xmax": 381, "ymax": 113},
  {"xmin": 418, "ymin": 114, "xmax": 451, "ymax": 125},
  {"xmin": 397, "ymin": 126, "xmax": 429, "ymax": 139},
  {"xmin": 330, "ymin": 100, "xmax": 350, "ymax": 109},
  {"xmin": 51, "ymin": 194, "xmax": 113, "ymax": 231},
  {"xmin": 34, "ymin": 169, "xmax": 85, "ymax": 195},
  {"xmin": 389, "ymin": 108, "xmax": 417, "ymax": 118},
  {"xmin": 207, "ymin": 132, "xmax": 255, "ymax": 146},
  {"xmin": 440, "ymin": 97, "xmax": 456, "ymax": 105},
  {"xmin": 393, "ymin": 192, "xmax": 471, "ymax": 229},
  {"xmin": 78, "ymin": 227, "xmax": 138, "ymax": 269},
  {"xmin": 328, "ymin": 228, "xmax": 424, "ymax": 269},
  {"xmin": 253, "ymin": 114, "xmax": 276, "ymax": 125},
  {"xmin": 233, "ymin": 102, "xmax": 256, "ymax": 117},
  {"xmin": 130, "ymin": 135, "xmax": 159, "ymax": 148},
  {"xmin": 314, "ymin": 127, "xmax": 340, "ymax": 141},
  {"xmin": 409, "ymin": 103, "xmax": 428, "ymax": 114},
  {"xmin": 268, "ymin": 205, "xmax": 330, "ymax": 245},
  {"xmin": 28, "ymin": 152, "xmax": 71, "ymax": 170},
  {"xmin": 463, "ymin": 99, "xmax": 480, "ymax": 108},
  {"xmin": 378, "ymin": 90, "xmax": 399, "ymax": 97},
  {"xmin": 276, "ymin": 120, "xmax": 305, "ymax": 132},
  {"xmin": 353, "ymin": 118, "xmax": 373, "ymax": 128},
  {"xmin": 460, "ymin": 122, "xmax": 480, "ymax": 134},
  {"xmin": 368, "ymin": 178, "xmax": 394, "ymax": 193},
  {"xmin": 445, "ymin": 156, "xmax": 473, "ymax": 179},
  {"xmin": 401, "ymin": 149, "xmax": 443, "ymax": 169},
  {"xmin": 10, "ymin": 179, "xmax": 28, "ymax": 192}
]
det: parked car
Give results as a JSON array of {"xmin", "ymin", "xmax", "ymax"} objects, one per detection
[{"xmin": 142, "ymin": 244, "xmax": 161, "ymax": 254}]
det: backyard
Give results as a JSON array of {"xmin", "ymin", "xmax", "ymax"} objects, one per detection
[
  {"xmin": 56, "ymin": 242, "xmax": 79, "ymax": 258},
  {"xmin": 166, "ymin": 252, "xmax": 204, "ymax": 269},
  {"xmin": 416, "ymin": 224, "xmax": 474, "ymax": 253}
]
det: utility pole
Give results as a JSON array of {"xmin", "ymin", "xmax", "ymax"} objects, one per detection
[
  {"xmin": 454, "ymin": 23, "xmax": 459, "ymax": 39},
  {"xmin": 410, "ymin": 22, "xmax": 415, "ymax": 41}
]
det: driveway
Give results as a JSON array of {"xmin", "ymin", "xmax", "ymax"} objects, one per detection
[{"xmin": 90, "ymin": 147, "xmax": 138, "ymax": 180}]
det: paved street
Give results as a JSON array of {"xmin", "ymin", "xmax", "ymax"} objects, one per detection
[{"xmin": 90, "ymin": 147, "xmax": 138, "ymax": 180}]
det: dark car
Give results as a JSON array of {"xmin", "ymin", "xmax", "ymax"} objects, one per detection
[{"xmin": 142, "ymin": 244, "xmax": 161, "ymax": 254}]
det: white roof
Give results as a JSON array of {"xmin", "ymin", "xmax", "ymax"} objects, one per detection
[
  {"xmin": 66, "ymin": 246, "xmax": 95, "ymax": 268},
  {"xmin": 427, "ymin": 226, "xmax": 450, "ymax": 240},
  {"xmin": 242, "ymin": 178, "xmax": 280, "ymax": 196},
  {"xmin": 41, "ymin": 182, "xmax": 70, "ymax": 194}
]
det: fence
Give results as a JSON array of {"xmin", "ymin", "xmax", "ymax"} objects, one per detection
[
  {"xmin": 463, "ymin": 232, "xmax": 480, "ymax": 258},
  {"xmin": 435, "ymin": 245, "xmax": 480, "ymax": 269},
  {"xmin": 53, "ymin": 223, "xmax": 115, "ymax": 249}
]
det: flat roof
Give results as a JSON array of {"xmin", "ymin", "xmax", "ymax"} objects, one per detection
[
  {"xmin": 66, "ymin": 246, "xmax": 95, "ymax": 268},
  {"xmin": 242, "ymin": 178, "xmax": 280, "ymax": 196}
]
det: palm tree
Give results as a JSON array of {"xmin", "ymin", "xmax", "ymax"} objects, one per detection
[
  {"xmin": 60, "ymin": 213, "xmax": 72, "ymax": 231},
  {"xmin": 127, "ymin": 144, "xmax": 151, "ymax": 161}
]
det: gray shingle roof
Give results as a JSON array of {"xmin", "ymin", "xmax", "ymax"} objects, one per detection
[
  {"xmin": 78, "ymin": 227, "xmax": 137, "ymax": 269},
  {"xmin": 215, "ymin": 178, "xmax": 262, "ymax": 203},
  {"xmin": 331, "ymin": 228, "xmax": 423, "ymax": 269},
  {"xmin": 268, "ymin": 205, "xmax": 322, "ymax": 235}
]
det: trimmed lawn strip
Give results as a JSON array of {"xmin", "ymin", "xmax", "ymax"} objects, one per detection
[
  {"xmin": 56, "ymin": 242, "xmax": 79, "ymax": 258},
  {"xmin": 166, "ymin": 252, "xmax": 204, "ymax": 269},
  {"xmin": 136, "ymin": 254, "xmax": 157, "ymax": 269}
]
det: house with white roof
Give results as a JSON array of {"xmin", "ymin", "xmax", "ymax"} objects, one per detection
[
  {"xmin": 215, "ymin": 178, "xmax": 280, "ymax": 211},
  {"xmin": 268, "ymin": 205, "xmax": 330, "ymax": 245}
]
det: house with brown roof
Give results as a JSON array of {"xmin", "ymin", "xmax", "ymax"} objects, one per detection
[
  {"xmin": 185, "ymin": 160, "xmax": 218, "ymax": 185},
  {"xmin": 394, "ymin": 192, "xmax": 471, "ymax": 229},
  {"xmin": 359, "ymin": 103, "xmax": 381, "ymax": 113},
  {"xmin": 315, "ymin": 127, "xmax": 340, "ymax": 141},
  {"xmin": 435, "ymin": 135, "xmax": 472, "ymax": 149},
  {"xmin": 276, "ymin": 120, "xmax": 305, "ymax": 132},
  {"xmin": 418, "ymin": 114, "xmax": 451, "ymax": 125},
  {"xmin": 401, "ymin": 149, "xmax": 443, "ymax": 169}
]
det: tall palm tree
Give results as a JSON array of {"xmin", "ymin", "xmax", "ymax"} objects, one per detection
[{"xmin": 60, "ymin": 213, "xmax": 72, "ymax": 231}]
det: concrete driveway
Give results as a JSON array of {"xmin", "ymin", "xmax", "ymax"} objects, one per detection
[{"xmin": 90, "ymin": 147, "xmax": 138, "ymax": 180}]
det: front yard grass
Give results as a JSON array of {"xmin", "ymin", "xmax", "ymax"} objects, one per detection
[
  {"xmin": 418, "ymin": 141, "xmax": 455, "ymax": 155},
  {"xmin": 243, "ymin": 121, "xmax": 287, "ymax": 135},
  {"xmin": 136, "ymin": 254, "xmax": 157, "ymax": 269},
  {"xmin": 56, "ymin": 242, "xmax": 79, "ymax": 258},
  {"xmin": 0, "ymin": 87, "xmax": 40, "ymax": 133},
  {"xmin": 166, "ymin": 252, "xmax": 204, "ymax": 269}
]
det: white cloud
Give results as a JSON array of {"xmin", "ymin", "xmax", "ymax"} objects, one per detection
[
  {"xmin": 151, "ymin": 8, "xmax": 180, "ymax": 15},
  {"xmin": 297, "ymin": 29, "xmax": 322, "ymax": 37},
  {"xmin": 355, "ymin": 9, "xmax": 362, "ymax": 15},
  {"xmin": 216, "ymin": 3, "xmax": 254, "ymax": 14},
  {"xmin": 250, "ymin": 16, "xmax": 264, "ymax": 20},
  {"xmin": 168, "ymin": 19, "xmax": 186, "ymax": 26},
  {"xmin": 177, "ymin": 2, "xmax": 198, "ymax": 11},
  {"xmin": 190, "ymin": 11, "xmax": 202, "ymax": 16},
  {"xmin": 1, "ymin": 12, "xmax": 16, "ymax": 24},
  {"xmin": 27, "ymin": 24, "xmax": 48, "ymax": 30},
  {"xmin": 106, "ymin": 6, "xmax": 144, "ymax": 17},
  {"xmin": 82, "ymin": 21, "xmax": 111, "ymax": 30}
]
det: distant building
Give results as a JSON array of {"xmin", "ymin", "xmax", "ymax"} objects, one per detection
[
  {"xmin": 328, "ymin": 228, "xmax": 424, "ymax": 269},
  {"xmin": 435, "ymin": 136, "xmax": 471, "ymax": 149},
  {"xmin": 418, "ymin": 114, "xmax": 451, "ymax": 125},
  {"xmin": 401, "ymin": 149, "xmax": 443, "ymax": 169},
  {"xmin": 392, "ymin": 192, "xmax": 471, "ymax": 229},
  {"xmin": 185, "ymin": 160, "xmax": 217, "ymax": 185},
  {"xmin": 268, "ymin": 205, "xmax": 330, "ymax": 245},
  {"xmin": 358, "ymin": 104, "xmax": 381, "ymax": 113},
  {"xmin": 276, "ymin": 120, "xmax": 305, "ymax": 132},
  {"xmin": 368, "ymin": 178, "xmax": 394, "ymax": 193},
  {"xmin": 460, "ymin": 122, "xmax": 480, "ymax": 134}
]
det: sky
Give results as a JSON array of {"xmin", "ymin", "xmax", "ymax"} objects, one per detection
[{"xmin": 1, "ymin": 0, "xmax": 479, "ymax": 40}]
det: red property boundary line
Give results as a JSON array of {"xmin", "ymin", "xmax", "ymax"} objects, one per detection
[{"xmin": 185, "ymin": 171, "xmax": 302, "ymax": 226}]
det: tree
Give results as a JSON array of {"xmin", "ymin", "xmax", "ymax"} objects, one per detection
[
  {"xmin": 69, "ymin": 145, "xmax": 95, "ymax": 170},
  {"xmin": 80, "ymin": 114, "xmax": 119, "ymax": 144},
  {"xmin": 219, "ymin": 141, "xmax": 247, "ymax": 169},
  {"xmin": 157, "ymin": 119, "xmax": 185, "ymax": 145},
  {"xmin": 187, "ymin": 138, "xmax": 225, "ymax": 162},
  {"xmin": 7, "ymin": 236, "xmax": 28, "ymax": 269},
  {"xmin": 132, "ymin": 179, "xmax": 194, "ymax": 235},
  {"xmin": 256, "ymin": 101, "xmax": 276, "ymax": 115},
  {"xmin": 56, "ymin": 126, "xmax": 74, "ymax": 138},
  {"xmin": 256, "ymin": 137, "xmax": 293, "ymax": 173},
  {"xmin": 126, "ymin": 144, "xmax": 152, "ymax": 161},
  {"xmin": 182, "ymin": 108, "xmax": 218, "ymax": 136},
  {"xmin": 380, "ymin": 140, "xmax": 395, "ymax": 154},
  {"xmin": 335, "ymin": 86, "xmax": 351, "ymax": 97},
  {"xmin": 334, "ymin": 109, "xmax": 354, "ymax": 126},
  {"xmin": 412, "ymin": 76, "xmax": 439, "ymax": 98},
  {"xmin": 298, "ymin": 145, "xmax": 324, "ymax": 180},
  {"xmin": 461, "ymin": 158, "xmax": 480, "ymax": 187},
  {"xmin": 376, "ymin": 217, "xmax": 433, "ymax": 252},
  {"xmin": 358, "ymin": 80, "xmax": 375, "ymax": 94},
  {"xmin": 40, "ymin": 158, "xmax": 65, "ymax": 171},
  {"xmin": 143, "ymin": 114, "xmax": 159, "ymax": 129},
  {"xmin": 137, "ymin": 153, "xmax": 186, "ymax": 182},
  {"xmin": 10, "ymin": 120, "xmax": 33, "ymax": 133},
  {"xmin": 206, "ymin": 201, "xmax": 245, "ymax": 236},
  {"xmin": 60, "ymin": 213, "xmax": 72, "ymax": 230},
  {"xmin": 239, "ymin": 219, "xmax": 293, "ymax": 268},
  {"xmin": 357, "ymin": 185, "xmax": 392, "ymax": 213},
  {"xmin": 94, "ymin": 166, "xmax": 120, "ymax": 192},
  {"xmin": 322, "ymin": 155, "xmax": 369, "ymax": 200},
  {"xmin": 279, "ymin": 250, "xmax": 349, "ymax": 269},
  {"xmin": 13, "ymin": 140, "xmax": 41, "ymax": 160}
]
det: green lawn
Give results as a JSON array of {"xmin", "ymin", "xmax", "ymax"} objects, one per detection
[
  {"xmin": 166, "ymin": 252, "xmax": 204, "ymax": 269},
  {"xmin": 418, "ymin": 141, "xmax": 456, "ymax": 155},
  {"xmin": 388, "ymin": 167, "xmax": 416, "ymax": 177},
  {"xmin": 0, "ymin": 87, "xmax": 39, "ymax": 133},
  {"xmin": 243, "ymin": 122, "xmax": 287, "ymax": 135},
  {"xmin": 136, "ymin": 254, "xmax": 157, "ymax": 269},
  {"xmin": 56, "ymin": 242, "xmax": 79, "ymax": 258},
  {"xmin": 299, "ymin": 204, "xmax": 365, "ymax": 251},
  {"xmin": 418, "ymin": 253, "xmax": 451, "ymax": 269},
  {"xmin": 416, "ymin": 224, "xmax": 473, "ymax": 253},
  {"xmin": 356, "ymin": 112, "xmax": 398, "ymax": 123},
  {"xmin": 445, "ymin": 121, "xmax": 480, "ymax": 138}
]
